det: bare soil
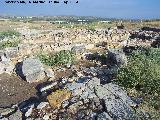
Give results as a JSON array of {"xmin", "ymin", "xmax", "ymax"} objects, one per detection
[{"xmin": 0, "ymin": 73, "xmax": 38, "ymax": 108}]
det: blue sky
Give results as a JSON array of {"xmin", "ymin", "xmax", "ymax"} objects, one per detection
[{"xmin": 0, "ymin": 0, "xmax": 160, "ymax": 19}]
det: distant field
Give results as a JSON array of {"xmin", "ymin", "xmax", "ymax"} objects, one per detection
[{"xmin": 0, "ymin": 19, "xmax": 160, "ymax": 32}]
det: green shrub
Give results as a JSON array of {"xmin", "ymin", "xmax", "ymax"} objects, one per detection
[
  {"xmin": 37, "ymin": 50, "xmax": 74, "ymax": 66},
  {"xmin": 55, "ymin": 50, "xmax": 74, "ymax": 65},
  {"xmin": 37, "ymin": 52, "xmax": 56, "ymax": 66},
  {"xmin": 116, "ymin": 48, "xmax": 160, "ymax": 94},
  {"xmin": 0, "ymin": 30, "xmax": 21, "ymax": 49},
  {"xmin": 0, "ymin": 30, "xmax": 20, "ymax": 40},
  {"xmin": 115, "ymin": 48, "xmax": 160, "ymax": 110},
  {"xmin": 0, "ymin": 39, "xmax": 20, "ymax": 50}
]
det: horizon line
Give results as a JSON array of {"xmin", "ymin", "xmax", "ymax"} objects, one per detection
[{"xmin": 0, "ymin": 14, "xmax": 160, "ymax": 21}]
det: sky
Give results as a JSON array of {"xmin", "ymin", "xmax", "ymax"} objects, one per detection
[{"xmin": 0, "ymin": 0, "xmax": 160, "ymax": 19}]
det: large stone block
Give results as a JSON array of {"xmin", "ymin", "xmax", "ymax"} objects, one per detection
[
  {"xmin": 107, "ymin": 48, "xmax": 127, "ymax": 67},
  {"xmin": 19, "ymin": 58, "xmax": 45, "ymax": 83}
]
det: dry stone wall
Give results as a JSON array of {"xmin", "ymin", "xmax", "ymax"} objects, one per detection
[{"xmin": 17, "ymin": 27, "xmax": 130, "ymax": 56}]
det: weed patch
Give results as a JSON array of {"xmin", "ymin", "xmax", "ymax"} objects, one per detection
[
  {"xmin": 0, "ymin": 39, "xmax": 20, "ymax": 50},
  {"xmin": 37, "ymin": 50, "xmax": 74, "ymax": 66},
  {"xmin": 115, "ymin": 48, "xmax": 160, "ymax": 117},
  {"xmin": 0, "ymin": 30, "xmax": 20, "ymax": 40}
]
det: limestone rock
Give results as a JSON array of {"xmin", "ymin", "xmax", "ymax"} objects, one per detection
[
  {"xmin": 8, "ymin": 109, "xmax": 22, "ymax": 120},
  {"xmin": 61, "ymin": 100, "xmax": 70, "ymax": 108},
  {"xmin": 104, "ymin": 97, "xmax": 136, "ymax": 120},
  {"xmin": 88, "ymin": 98, "xmax": 103, "ymax": 111},
  {"xmin": 47, "ymin": 90, "xmax": 71, "ymax": 109},
  {"xmin": 44, "ymin": 69, "xmax": 55, "ymax": 78},
  {"xmin": 21, "ymin": 58, "xmax": 45, "ymax": 83},
  {"xmin": 86, "ymin": 77, "xmax": 100, "ymax": 89},
  {"xmin": 107, "ymin": 48, "xmax": 127, "ymax": 67},
  {"xmin": 76, "ymin": 109, "xmax": 94, "ymax": 120},
  {"xmin": 97, "ymin": 112, "xmax": 112, "ymax": 120},
  {"xmin": 65, "ymin": 82, "xmax": 86, "ymax": 96},
  {"xmin": 95, "ymin": 84, "xmax": 137, "ymax": 119},
  {"xmin": 80, "ymin": 87, "xmax": 96, "ymax": 100},
  {"xmin": 71, "ymin": 44, "xmax": 86, "ymax": 54},
  {"xmin": 36, "ymin": 102, "xmax": 49, "ymax": 109},
  {"xmin": 0, "ymin": 62, "xmax": 5, "ymax": 74},
  {"xmin": 43, "ymin": 114, "xmax": 50, "ymax": 120},
  {"xmin": 5, "ymin": 47, "xmax": 19, "ymax": 59},
  {"xmin": 102, "ymin": 83, "xmax": 137, "ymax": 107},
  {"xmin": 25, "ymin": 104, "xmax": 34, "ymax": 118},
  {"xmin": 0, "ymin": 51, "xmax": 10, "ymax": 63},
  {"xmin": 68, "ymin": 101, "xmax": 83, "ymax": 113},
  {"xmin": 80, "ymin": 78, "xmax": 100, "ymax": 99},
  {"xmin": 4, "ymin": 62, "xmax": 15, "ymax": 75},
  {"xmin": 39, "ymin": 82, "xmax": 58, "ymax": 92},
  {"xmin": 0, "ymin": 61, "xmax": 14, "ymax": 75}
]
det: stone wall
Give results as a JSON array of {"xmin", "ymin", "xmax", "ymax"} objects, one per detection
[{"xmin": 17, "ymin": 27, "xmax": 130, "ymax": 55}]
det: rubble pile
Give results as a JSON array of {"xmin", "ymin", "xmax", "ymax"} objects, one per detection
[{"xmin": 0, "ymin": 25, "xmax": 159, "ymax": 120}]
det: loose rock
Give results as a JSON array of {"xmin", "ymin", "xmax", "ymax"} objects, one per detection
[
  {"xmin": 47, "ymin": 90, "xmax": 71, "ymax": 108},
  {"xmin": 36, "ymin": 102, "xmax": 49, "ymax": 110},
  {"xmin": 107, "ymin": 48, "xmax": 127, "ymax": 67},
  {"xmin": 21, "ymin": 58, "xmax": 45, "ymax": 83},
  {"xmin": 97, "ymin": 112, "xmax": 112, "ymax": 120}
]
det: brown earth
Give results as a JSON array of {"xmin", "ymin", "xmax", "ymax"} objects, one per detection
[{"xmin": 0, "ymin": 73, "xmax": 38, "ymax": 108}]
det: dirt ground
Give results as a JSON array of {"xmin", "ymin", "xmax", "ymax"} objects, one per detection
[{"xmin": 0, "ymin": 73, "xmax": 38, "ymax": 108}]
